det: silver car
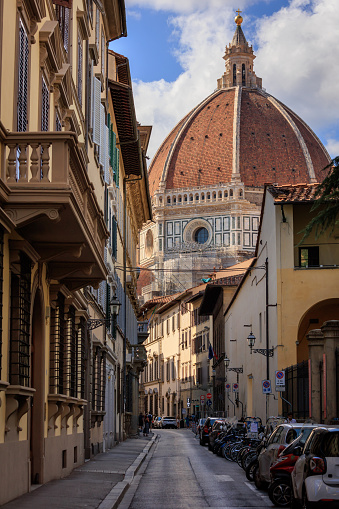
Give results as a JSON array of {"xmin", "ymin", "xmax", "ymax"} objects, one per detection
[{"xmin": 160, "ymin": 416, "xmax": 177, "ymax": 429}]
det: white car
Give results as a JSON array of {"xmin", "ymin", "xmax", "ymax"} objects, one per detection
[
  {"xmin": 291, "ymin": 426, "xmax": 339, "ymax": 508},
  {"xmin": 160, "ymin": 416, "xmax": 177, "ymax": 429}
]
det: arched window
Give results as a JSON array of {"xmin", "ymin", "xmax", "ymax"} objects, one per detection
[
  {"xmin": 201, "ymin": 194, "xmax": 205, "ymax": 201},
  {"xmin": 173, "ymin": 196, "xmax": 176, "ymax": 204},
  {"xmin": 207, "ymin": 193, "xmax": 210, "ymax": 200},
  {"xmin": 242, "ymin": 64, "xmax": 246, "ymax": 86},
  {"xmin": 194, "ymin": 227, "xmax": 208, "ymax": 244},
  {"xmin": 218, "ymin": 191, "xmax": 222, "ymax": 200},
  {"xmin": 167, "ymin": 197, "xmax": 171, "ymax": 205},
  {"xmin": 239, "ymin": 189, "xmax": 243, "ymax": 198},
  {"xmin": 230, "ymin": 189, "xmax": 233, "ymax": 198},
  {"xmin": 190, "ymin": 194, "xmax": 193, "ymax": 202},
  {"xmin": 184, "ymin": 195, "xmax": 187, "ymax": 202},
  {"xmin": 212, "ymin": 192, "xmax": 216, "ymax": 201},
  {"xmin": 178, "ymin": 195, "xmax": 182, "ymax": 203},
  {"xmin": 195, "ymin": 194, "xmax": 199, "ymax": 201},
  {"xmin": 159, "ymin": 197, "xmax": 163, "ymax": 204},
  {"xmin": 224, "ymin": 190, "xmax": 228, "ymax": 198},
  {"xmin": 233, "ymin": 64, "xmax": 236, "ymax": 86}
]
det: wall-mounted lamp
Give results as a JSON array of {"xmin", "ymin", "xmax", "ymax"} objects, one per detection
[
  {"xmin": 87, "ymin": 294, "xmax": 121, "ymax": 331},
  {"xmin": 247, "ymin": 331, "xmax": 274, "ymax": 357}
]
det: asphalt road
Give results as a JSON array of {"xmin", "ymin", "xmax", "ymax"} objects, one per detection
[{"xmin": 119, "ymin": 429, "xmax": 272, "ymax": 509}]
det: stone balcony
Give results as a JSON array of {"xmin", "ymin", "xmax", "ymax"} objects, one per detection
[{"xmin": 0, "ymin": 126, "xmax": 108, "ymax": 290}]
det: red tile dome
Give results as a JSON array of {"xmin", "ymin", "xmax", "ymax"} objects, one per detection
[
  {"xmin": 148, "ymin": 86, "xmax": 330, "ymax": 197},
  {"xmin": 148, "ymin": 17, "xmax": 331, "ymax": 197}
]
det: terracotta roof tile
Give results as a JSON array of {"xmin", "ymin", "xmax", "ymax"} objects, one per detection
[{"xmin": 268, "ymin": 183, "xmax": 319, "ymax": 203}]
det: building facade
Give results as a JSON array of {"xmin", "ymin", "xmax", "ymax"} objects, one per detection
[{"xmin": 0, "ymin": 0, "xmax": 151, "ymax": 504}]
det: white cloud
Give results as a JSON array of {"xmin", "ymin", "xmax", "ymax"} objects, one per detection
[
  {"xmin": 132, "ymin": 0, "xmax": 339, "ymax": 161},
  {"xmin": 326, "ymin": 139, "xmax": 339, "ymax": 158},
  {"xmin": 127, "ymin": 9, "xmax": 142, "ymax": 20},
  {"xmin": 125, "ymin": 0, "xmax": 250, "ymax": 15}
]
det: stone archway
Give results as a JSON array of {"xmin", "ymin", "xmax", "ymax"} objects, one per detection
[
  {"xmin": 297, "ymin": 298, "xmax": 339, "ymax": 364},
  {"xmin": 30, "ymin": 288, "xmax": 45, "ymax": 485}
]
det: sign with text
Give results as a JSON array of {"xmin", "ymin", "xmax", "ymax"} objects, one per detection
[{"xmin": 275, "ymin": 370, "xmax": 285, "ymax": 386}]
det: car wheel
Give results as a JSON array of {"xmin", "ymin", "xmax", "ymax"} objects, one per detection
[{"xmin": 268, "ymin": 479, "xmax": 292, "ymax": 507}]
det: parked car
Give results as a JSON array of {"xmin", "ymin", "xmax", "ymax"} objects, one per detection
[
  {"xmin": 160, "ymin": 416, "xmax": 177, "ymax": 429},
  {"xmin": 291, "ymin": 426, "xmax": 339, "ymax": 508},
  {"xmin": 268, "ymin": 428, "xmax": 316, "ymax": 507},
  {"xmin": 199, "ymin": 417, "xmax": 219, "ymax": 446},
  {"xmin": 255, "ymin": 423, "xmax": 320, "ymax": 489},
  {"xmin": 208, "ymin": 419, "xmax": 227, "ymax": 450},
  {"xmin": 153, "ymin": 416, "xmax": 162, "ymax": 428}
]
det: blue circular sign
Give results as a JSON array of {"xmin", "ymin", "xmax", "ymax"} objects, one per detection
[
  {"xmin": 263, "ymin": 380, "xmax": 270, "ymax": 388},
  {"xmin": 206, "ymin": 400, "xmax": 212, "ymax": 407},
  {"xmin": 276, "ymin": 371, "xmax": 284, "ymax": 379}
]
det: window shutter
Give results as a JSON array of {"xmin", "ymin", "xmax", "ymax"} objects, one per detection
[
  {"xmin": 18, "ymin": 20, "xmax": 29, "ymax": 132},
  {"xmin": 93, "ymin": 77, "xmax": 101, "ymax": 145},
  {"xmin": 77, "ymin": 32, "xmax": 83, "ymax": 105},
  {"xmin": 89, "ymin": 60, "xmax": 94, "ymax": 132},
  {"xmin": 99, "ymin": 103, "xmax": 105, "ymax": 167},
  {"xmin": 104, "ymin": 125, "xmax": 110, "ymax": 184},
  {"xmin": 115, "ymin": 148, "xmax": 120, "ymax": 187}
]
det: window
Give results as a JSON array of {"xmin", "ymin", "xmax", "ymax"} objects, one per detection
[
  {"xmin": 18, "ymin": 20, "xmax": 29, "ymax": 132},
  {"xmin": 195, "ymin": 227, "xmax": 208, "ymax": 244},
  {"xmin": 55, "ymin": 111, "xmax": 62, "ymax": 131},
  {"xmin": 50, "ymin": 293, "xmax": 66, "ymax": 394},
  {"xmin": 95, "ymin": 6, "xmax": 100, "ymax": 52},
  {"xmin": 55, "ymin": 4, "xmax": 70, "ymax": 54},
  {"xmin": 233, "ymin": 64, "xmax": 236, "ymax": 86},
  {"xmin": 0, "ymin": 229, "xmax": 4, "ymax": 379},
  {"xmin": 77, "ymin": 31, "xmax": 83, "ymax": 105},
  {"xmin": 41, "ymin": 76, "xmax": 49, "ymax": 131},
  {"xmin": 101, "ymin": 28, "xmax": 105, "ymax": 76},
  {"xmin": 242, "ymin": 64, "xmax": 246, "ymax": 85},
  {"xmin": 299, "ymin": 247, "xmax": 319, "ymax": 267},
  {"xmin": 10, "ymin": 253, "xmax": 31, "ymax": 386}
]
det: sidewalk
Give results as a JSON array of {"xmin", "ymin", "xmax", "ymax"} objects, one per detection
[{"xmin": 1, "ymin": 433, "xmax": 158, "ymax": 509}]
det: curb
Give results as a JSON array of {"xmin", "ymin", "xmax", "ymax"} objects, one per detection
[{"xmin": 97, "ymin": 433, "xmax": 158, "ymax": 509}]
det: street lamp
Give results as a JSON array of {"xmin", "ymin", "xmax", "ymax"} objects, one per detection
[
  {"xmin": 87, "ymin": 294, "xmax": 121, "ymax": 330},
  {"xmin": 247, "ymin": 331, "xmax": 274, "ymax": 357}
]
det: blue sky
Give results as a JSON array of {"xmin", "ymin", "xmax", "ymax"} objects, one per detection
[{"xmin": 110, "ymin": 0, "xmax": 339, "ymax": 161}]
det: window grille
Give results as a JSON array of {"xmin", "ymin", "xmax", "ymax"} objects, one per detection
[
  {"xmin": 65, "ymin": 305, "xmax": 77, "ymax": 397},
  {"xmin": 55, "ymin": 111, "xmax": 62, "ymax": 131},
  {"xmin": 50, "ymin": 293, "xmax": 65, "ymax": 394},
  {"xmin": 77, "ymin": 317, "xmax": 86, "ymax": 399},
  {"xmin": 77, "ymin": 32, "xmax": 83, "ymax": 105},
  {"xmin": 0, "ymin": 230, "xmax": 3, "ymax": 379},
  {"xmin": 55, "ymin": 4, "xmax": 70, "ymax": 53},
  {"xmin": 9, "ymin": 253, "xmax": 31, "ymax": 386},
  {"xmin": 18, "ymin": 20, "xmax": 29, "ymax": 132},
  {"xmin": 41, "ymin": 76, "xmax": 49, "ymax": 131}
]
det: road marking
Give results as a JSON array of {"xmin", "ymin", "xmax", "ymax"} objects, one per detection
[
  {"xmin": 215, "ymin": 475, "xmax": 234, "ymax": 482},
  {"xmin": 244, "ymin": 481, "xmax": 259, "ymax": 493}
]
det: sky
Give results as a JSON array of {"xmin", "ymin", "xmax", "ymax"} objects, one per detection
[{"xmin": 110, "ymin": 0, "xmax": 339, "ymax": 163}]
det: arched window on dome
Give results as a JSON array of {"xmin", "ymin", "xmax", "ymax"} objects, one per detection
[
  {"xmin": 190, "ymin": 194, "xmax": 193, "ymax": 202},
  {"xmin": 230, "ymin": 189, "xmax": 233, "ymax": 198},
  {"xmin": 233, "ymin": 64, "xmax": 236, "ymax": 86},
  {"xmin": 212, "ymin": 192, "xmax": 216, "ymax": 201},
  {"xmin": 239, "ymin": 189, "xmax": 243, "ymax": 198},
  {"xmin": 173, "ymin": 196, "xmax": 176, "ymax": 205},
  {"xmin": 159, "ymin": 197, "xmax": 163, "ymax": 205},
  {"xmin": 218, "ymin": 191, "xmax": 222, "ymax": 200},
  {"xmin": 207, "ymin": 193, "xmax": 210, "ymax": 200},
  {"xmin": 178, "ymin": 195, "xmax": 182, "ymax": 203},
  {"xmin": 201, "ymin": 193, "xmax": 205, "ymax": 201},
  {"xmin": 224, "ymin": 190, "xmax": 228, "ymax": 198},
  {"xmin": 195, "ymin": 194, "xmax": 199, "ymax": 201},
  {"xmin": 167, "ymin": 196, "xmax": 171, "ymax": 205},
  {"xmin": 242, "ymin": 64, "xmax": 246, "ymax": 86},
  {"xmin": 184, "ymin": 194, "xmax": 187, "ymax": 202}
]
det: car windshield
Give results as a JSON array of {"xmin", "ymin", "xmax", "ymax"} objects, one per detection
[
  {"xmin": 163, "ymin": 417, "xmax": 175, "ymax": 420},
  {"xmin": 282, "ymin": 428, "xmax": 315, "ymax": 455}
]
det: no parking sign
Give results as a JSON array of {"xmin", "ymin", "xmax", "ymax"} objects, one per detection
[
  {"xmin": 262, "ymin": 379, "xmax": 272, "ymax": 394},
  {"xmin": 225, "ymin": 383, "xmax": 231, "ymax": 392}
]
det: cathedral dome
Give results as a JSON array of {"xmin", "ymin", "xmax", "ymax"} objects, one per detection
[{"xmin": 148, "ymin": 19, "xmax": 331, "ymax": 197}]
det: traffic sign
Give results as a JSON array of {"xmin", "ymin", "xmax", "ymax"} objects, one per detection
[
  {"xmin": 232, "ymin": 383, "xmax": 239, "ymax": 392},
  {"xmin": 200, "ymin": 400, "xmax": 205, "ymax": 405},
  {"xmin": 200, "ymin": 395, "xmax": 205, "ymax": 401},
  {"xmin": 206, "ymin": 400, "xmax": 212, "ymax": 407},
  {"xmin": 206, "ymin": 393, "xmax": 212, "ymax": 399},
  {"xmin": 275, "ymin": 370, "xmax": 285, "ymax": 386},
  {"xmin": 225, "ymin": 383, "xmax": 231, "ymax": 392},
  {"xmin": 262, "ymin": 379, "xmax": 272, "ymax": 394}
]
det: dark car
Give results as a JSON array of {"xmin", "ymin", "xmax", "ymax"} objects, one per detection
[
  {"xmin": 199, "ymin": 417, "xmax": 219, "ymax": 446},
  {"xmin": 208, "ymin": 419, "xmax": 227, "ymax": 450}
]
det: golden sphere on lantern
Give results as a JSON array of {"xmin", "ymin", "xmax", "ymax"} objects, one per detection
[{"xmin": 235, "ymin": 14, "xmax": 243, "ymax": 25}]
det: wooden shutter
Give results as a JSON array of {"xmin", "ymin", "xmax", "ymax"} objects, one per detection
[
  {"xmin": 99, "ymin": 103, "xmax": 105, "ymax": 167},
  {"xmin": 93, "ymin": 77, "xmax": 101, "ymax": 144},
  {"xmin": 104, "ymin": 125, "xmax": 110, "ymax": 184},
  {"xmin": 77, "ymin": 32, "xmax": 83, "ymax": 105}
]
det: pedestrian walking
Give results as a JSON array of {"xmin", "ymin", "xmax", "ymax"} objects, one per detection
[
  {"xmin": 185, "ymin": 415, "xmax": 190, "ymax": 428},
  {"xmin": 143, "ymin": 416, "xmax": 150, "ymax": 436},
  {"xmin": 138, "ymin": 412, "xmax": 144, "ymax": 433},
  {"xmin": 176, "ymin": 415, "xmax": 180, "ymax": 429}
]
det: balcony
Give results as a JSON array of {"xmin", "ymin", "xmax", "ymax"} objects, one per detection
[
  {"xmin": 137, "ymin": 321, "xmax": 149, "ymax": 344},
  {"xmin": 0, "ymin": 128, "xmax": 108, "ymax": 290}
]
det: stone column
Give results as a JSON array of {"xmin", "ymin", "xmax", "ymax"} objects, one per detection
[
  {"xmin": 321, "ymin": 320, "xmax": 339, "ymax": 423},
  {"xmin": 307, "ymin": 329, "xmax": 324, "ymax": 423}
]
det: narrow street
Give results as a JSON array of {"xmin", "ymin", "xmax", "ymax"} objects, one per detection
[{"xmin": 120, "ymin": 430, "xmax": 271, "ymax": 509}]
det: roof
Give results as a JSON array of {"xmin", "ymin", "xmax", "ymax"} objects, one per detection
[
  {"xmin": 268, "ymin": 183, "xmax": 319, "ymax": 203},
  {"xmin": 231, "ymin": 24, "xmax": 247, "ymax": 45},
  {"xmin": 148, "ymin": 88, "xmax": 331, "ymax": 197}
]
